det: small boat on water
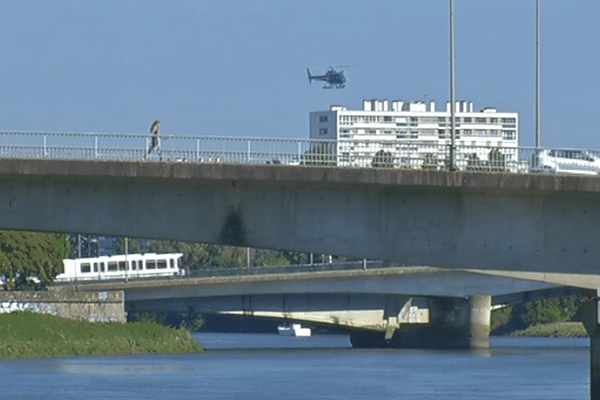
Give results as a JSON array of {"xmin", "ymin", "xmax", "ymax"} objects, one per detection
[{"xmin": 277, "ymin": 322, "xmax": 311, "ymax": 337}]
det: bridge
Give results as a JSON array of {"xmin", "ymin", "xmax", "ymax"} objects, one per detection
[
  {"xmin": 66, "ymin": 265, "xmax": 584, "ymax": 348},
  {"xmin": 3, "ymin": 131, "xmax": 600, "ymax": 396}
]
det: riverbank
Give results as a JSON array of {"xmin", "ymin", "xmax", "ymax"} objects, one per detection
[
  {"xmin": 507, "ymin": 321, "xmax": 587, "ymax": 337},
  {"xmin": 0, "ymin": 311, "xmax": 203, "ymax": 359}
]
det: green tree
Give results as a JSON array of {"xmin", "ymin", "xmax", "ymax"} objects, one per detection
[
  {"xmin": 421, "ymin": 153, "xmax": 438, "ymax": 170},
  {"xmin": 0, "ymin": 230, "xmax": 71, "ymax": 289},
  {"xmin": 116, "ymin": 237, "xmax": 142, "ymax": 254},
  {"xmin": 371, "ymin": 150, "xmax": 394, "ymax": 169},
  {"xmin": 488, "ymin": 148, "xmax": 506, "ymax": 172},
  {"xmin": 300, "ymin": 143, "xmax": 336, "ymax": 166},
  {"xmin": 465, "ymin": 153, "xmax": 489, "ymax": 172},
  {"xmin": 146, "ymin": 239, "xmax": 212, "ymax": 270},
  {"xmin": 522, "ymin": 296, "xmax": 583, "ymax": 325}
]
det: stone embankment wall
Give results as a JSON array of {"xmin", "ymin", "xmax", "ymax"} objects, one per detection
[{"xmin": 0, "ymin": 291, "xmax": 125, "ymax": 323}]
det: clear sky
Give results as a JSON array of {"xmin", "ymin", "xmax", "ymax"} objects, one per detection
[{"xmin": 0, "ymin": 0, "xmax": 598, "ymax": 149}]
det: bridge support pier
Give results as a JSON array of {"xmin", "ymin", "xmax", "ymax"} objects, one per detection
[
  {"xmin": 580, "ymin": 290, "xmax": 600, "ymax": 398},
  {"xmin": 350, "ymin": 295, "xmax": 491, "ymax": 350}
]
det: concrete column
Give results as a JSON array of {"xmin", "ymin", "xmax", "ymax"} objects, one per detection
[
  {"xmin": 348, "ymin": 296, "xmax": 491, "ymax": 350},
  {"xmin": 469, "ymin": 294, "xmax": 491, "ymax": 349},
  {"xmin": 580, "ymin": 290, "xmax": 600, "ymax": 398},
  {"xmin": 389, "ymin": 295, "xmax": 491, "ymax": 349}
]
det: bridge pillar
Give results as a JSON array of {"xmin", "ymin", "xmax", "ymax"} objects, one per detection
[
  {"xmin": 350, "ymin": 295, "xmax": 491, "ymax": 349},
  {"xmin": 469, "ymin": 294, "xmax": 492, "ymax": 349},
  {"xmin": 392, "ymin": 295, "xmax": 490, "ymax": 349},
  {"xmin": 580, "ymin": 290, "xmax": 600, "ymax": 398}
]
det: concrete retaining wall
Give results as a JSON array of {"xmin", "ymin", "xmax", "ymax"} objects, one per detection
[{"xmin": 0, "ymin": 291, "xmax": 125, "ymax": 323}]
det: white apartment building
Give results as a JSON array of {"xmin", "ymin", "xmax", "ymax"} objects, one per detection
[{"xmin": 309, "ymin": 99, "xmax": 519, "ymax": 170}]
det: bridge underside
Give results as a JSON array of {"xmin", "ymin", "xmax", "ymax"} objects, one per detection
[
  {"xmin": 2, "ymin": 159, "xmax": 600, "ymax": 275},
  {"xmin": 128, "ymin": 292, "xmax": 492, "ymax": 349},
  {"xmin": 128, "ymin": 293, "xmax": 428, "ymax": 332}
]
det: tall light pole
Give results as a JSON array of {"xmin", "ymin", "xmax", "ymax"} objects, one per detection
[
  {"xmin": 449, "ymin": 0, "xmax": 457, "ymax": 170},
  {"xmin": 535, "ymin": 0, "xmax": 542, "ymax": 148}
]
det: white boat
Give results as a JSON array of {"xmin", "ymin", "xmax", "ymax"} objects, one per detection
[{"xmin": 277, "ymin": 322, "xmax": 311, "ymax": 337}]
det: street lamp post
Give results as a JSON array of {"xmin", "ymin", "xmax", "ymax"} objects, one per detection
[
  {"xmin": 449, "ymin": 0, "xmax": 457, "ymax": 171},
  {"xmin": 535, "ymin": 0, "xmax": 542, "ymax": 149}
]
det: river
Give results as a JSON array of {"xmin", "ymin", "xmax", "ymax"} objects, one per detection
[{"xmin": 0, "ymin": 334, "xmax": 590, "ymax": 399}]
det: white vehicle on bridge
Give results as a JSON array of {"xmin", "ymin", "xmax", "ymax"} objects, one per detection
[
  {"xmin": 55, "ymin": 253, "xmax": 184, "ymax": 282},
  {"xmin": 533, "ymin": 149, "xmax": 600, "ymax": 175}
]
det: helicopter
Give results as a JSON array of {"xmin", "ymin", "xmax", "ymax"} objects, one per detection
[{"xmin": 306, "ymin": 66, "xmax": 353, "ymax": 89}]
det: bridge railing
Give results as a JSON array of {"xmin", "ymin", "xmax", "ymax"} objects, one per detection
[
  {"xmin": 0, "ymin": 130, "xmax": 598, "ymax": 175},
  {"xmin": 188, "ymin": 260, "xmax": 388, "ymax": 278}
]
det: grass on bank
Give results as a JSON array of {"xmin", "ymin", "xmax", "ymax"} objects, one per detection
[
  {"xmin": 0, "ymin": 311, "xmax": 203, "ymax": 359},
  {"xmin": 509, "ymin": 321, "xmax": 588, "ymax": 337}
]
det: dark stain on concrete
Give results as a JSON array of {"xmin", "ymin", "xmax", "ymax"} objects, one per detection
[{"xmin": 220, "ymin": 211, "xmax": 246, "ymax": 246}]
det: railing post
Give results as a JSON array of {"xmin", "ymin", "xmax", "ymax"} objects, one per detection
[
  {"xmin": 196, "ymin": 139, "xmax": 200, "ymax": 162},
  {"xmin": 247, "ymin": 140, "xmax": 251, "ymax": 164},
  {"xmin": 43, "ymin": 135, "xmax": 47, "ymax": 158},
  {"xmin": 95, "ymin": 136, "xmax": 98, "ymax": 159},
  {"xmin": 298, "ymin": 141, "xmax": 302, "ymax": 164}
]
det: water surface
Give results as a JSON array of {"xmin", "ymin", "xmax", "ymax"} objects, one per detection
[{"xmin": 0, "ymin": 334, "xmax": 590, "ymax": 399}]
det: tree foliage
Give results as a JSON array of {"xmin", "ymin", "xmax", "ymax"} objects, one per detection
[
  {"xmin": 372, "ymin": 150, "xmax": 394, "ymax": 169},
  {"xmin": 116, "ymin": 237, "xmax": 142, "ymax": 254},
  {"xmin": 300, "ymin": 143, "xmax": 336, "ymax": 166},
  {"xmin": 491, "ymin": 294, "xmax": 588, "ymax": 334},
  {"xmin": 146, "ymin": 239, "xmax": 341, "ymax": 270},
  {"xmin": 0, "ymin": 230, "xmax": 71, "ymax": 289},
  {"xmin": 522, "ymin": 296, "xmax": 583, "ymax": 325},
  {"xmin": 488, "ymin": 148, "xmax": 506, "ymax": 172},
  {"xmin": 421, "ymin": 153, "xmax": 438, "ymax": 170}
]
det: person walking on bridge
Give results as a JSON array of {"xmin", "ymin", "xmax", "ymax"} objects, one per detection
[{"xmin": 147, "ymin": 119, "xmax": 162, "ymax": 160}]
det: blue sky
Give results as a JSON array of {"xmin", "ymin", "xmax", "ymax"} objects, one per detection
[{"xmin": 0, "ymin": 0, "xmax": 598, "ymax": 148}]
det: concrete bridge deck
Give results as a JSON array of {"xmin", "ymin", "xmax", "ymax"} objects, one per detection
[
  {"xmin": 67, "ymin": 267, "xmax": 572, "ymax": 302},
  {"xmin": 3, "ymin": 158, "xmax": 600, "ymax": 275}
]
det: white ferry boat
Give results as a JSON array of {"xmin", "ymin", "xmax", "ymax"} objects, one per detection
[{"xmin": 277, "ymin": 322, "xmax": 311, "ymax": 337}]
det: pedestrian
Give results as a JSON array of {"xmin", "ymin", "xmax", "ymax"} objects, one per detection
[{"xmin": 148, "ymin": 119, "xmax": 161, "ymax": 156}]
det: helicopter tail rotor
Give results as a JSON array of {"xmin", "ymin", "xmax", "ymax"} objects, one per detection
[{"xmin": 306, "ymin": 68, "xmax": 313, "ymax": 83}]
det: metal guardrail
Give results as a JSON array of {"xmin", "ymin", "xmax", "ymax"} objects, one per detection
[
  {"xmin": 1, "ymin": 130, "xmax": 599, "ymax": 175},
  {"xmin": 188, "ymin": 260, "xmax": 388, "ymax": 278}
]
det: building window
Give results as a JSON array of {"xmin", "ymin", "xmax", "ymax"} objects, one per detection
[
  {"xmin": 319, "ymin": 116, "xmax": 328, "ymax": 123},
  {"xmin": 476, "ymin": 118, "xmax": 487, "ymax": 123},
  {"xmin": 503, "ymin": 130, "xmax": 516, "ymax": 140},
  {"xmin": 319, "ymin": 128, "xmax": 328, "ymax": 135},
  {"xmin": 384, "ymin": 116, "xmax": 392, "ymax": 122},
  {"xmin": 463, "ymin": 117, "xmax": 472, "ymax": 123}
]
